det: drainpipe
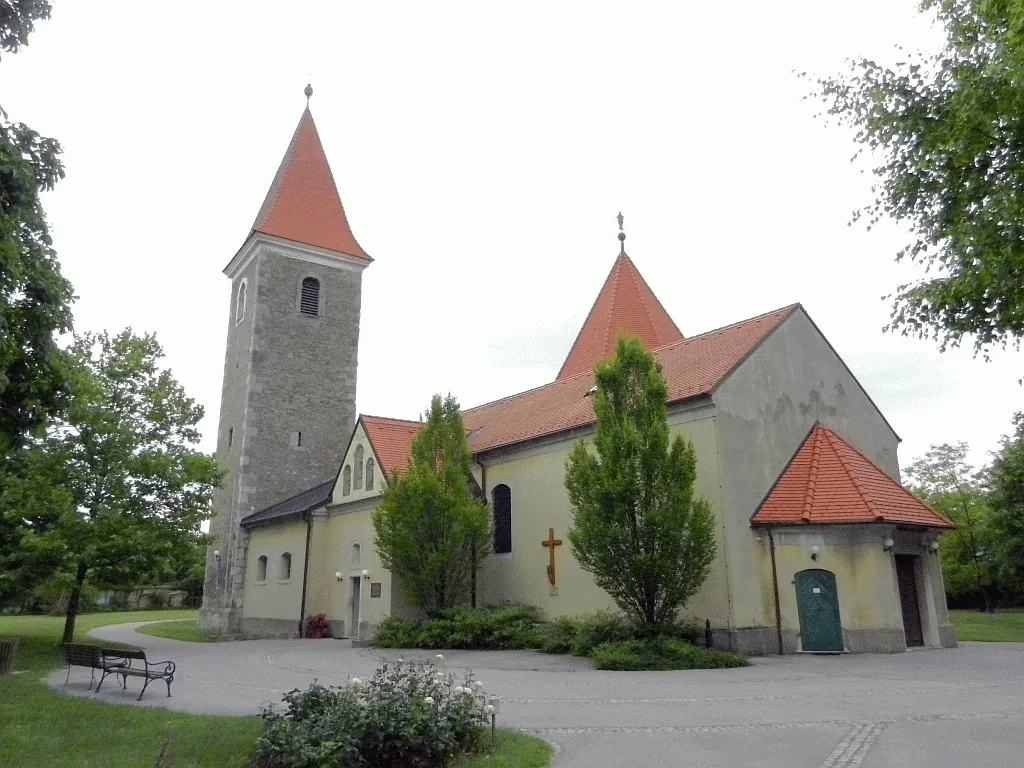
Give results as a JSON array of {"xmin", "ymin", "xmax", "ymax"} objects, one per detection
[
  {"xmin": 298, "ymin": 512, "xmax": 313, "ymax": 638},
  {"xmin": 768, "ymin": 528, "xmax": 784, "ymax": 655},
  {"xmin": 472, "ymin": 460, "xmax": 487, "ymax": 609}
]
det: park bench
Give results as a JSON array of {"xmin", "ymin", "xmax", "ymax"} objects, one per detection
[
  {"xmin": 96, "ymin": 648, "xmax": 176, "ymax": 701},
  {"xmin": 61, "ymin": 643, "xmax": 120, "ymax": 690}
]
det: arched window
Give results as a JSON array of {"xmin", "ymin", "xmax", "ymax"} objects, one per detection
[
  {"xmin": 235, "ymin": 280, "xmax": 247, "ymax": 323},
  {"xmin": 351, "ymin": 543, "xmax": 361, "ymax": 566},
  {"xmin": 280, "ymin": 552, "xmax": 292, "ymax": 581},
  {"xmin": 256, "ymin": 555, "xmax": 268, "ymax": 582},
  {"xmin": 353, "ymin": 445, "xmax": 364, "ymax": 489},
  {"xmin": 365, "ymin": 458, "xmax": 375, "ymax": 491},
  {"xmin": 299, "ymin": 277, "xmax": 320, "ymax": 316},
  {"xmin": 342, "ymin": 465, "xmax": 351, "ymax": 496},
  {"xmin": 492, "ymin": 484, "xmax": 512, "ymax": 554}
]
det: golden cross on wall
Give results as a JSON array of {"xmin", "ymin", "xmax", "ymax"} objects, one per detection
[{"xmin": 542, "ymin": 527, "xmax": 563, "ymax": 586}]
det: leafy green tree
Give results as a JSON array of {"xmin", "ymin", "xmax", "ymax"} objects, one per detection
[
  {"xmin": 372, "ymin": 395, "xmax": 491, "ymax": 613},
  {"xmin": 0, "ymin": 0, "xmax": 73, "ymax": 458},
  {"xmin": 565, "ymin": 335, "xmax": 716, "ymax": 628},
  {"xmin": 989, "ymin": 412, "xmax": 1024, "ymax": 596},
  {"xmin": 0, "ymin": 330, "xmax": 223, "ymax": 641},
  {"xmin": 805, "ymin": 0, "xmax": 1024, "ymax": 356},
  {"xmin": 905, "ymin": 442, "xmax": 999, "ymax": 608}
]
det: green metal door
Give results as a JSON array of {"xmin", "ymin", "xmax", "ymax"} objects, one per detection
[{"xmin": 795, "ymin": 569, "xmax": 843, "ymax": 652}]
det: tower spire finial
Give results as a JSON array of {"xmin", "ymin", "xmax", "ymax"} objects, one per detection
[
  {"xmin": 304, "ymin": 82, "xmax": 313, "ymax": 106},
  {"xmin": 616, "ymin": 211, "xmax": 626, "ymax": 255}
]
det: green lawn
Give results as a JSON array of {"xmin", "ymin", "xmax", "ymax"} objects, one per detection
[
  {"xmin": 136, "ymin": 618, "xmax": 219, "ymax": 643},
  {"xmin": 0, "ymin": 610, "xmax": 551, "ymax": 768},
  {"xmin": 950, "ymin": 608, "xmax": 1024, "ymax": 642}
]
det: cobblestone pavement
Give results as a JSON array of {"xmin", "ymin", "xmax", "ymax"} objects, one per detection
[{"xmin": 47, "ymin": 622, "xmax": 1024, "ymax": 767}]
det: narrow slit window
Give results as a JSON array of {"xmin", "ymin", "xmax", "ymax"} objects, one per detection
[
  {"xmin": 342, "ymin": 465, "xmax": 351, "ymax": 496},
  {"xmin": 256, "ymin": 555, "xmax": 268, "ymax": 582},
  {"xmin": 354, "ymin": 445, "xmax": 364, "ymax": 489},
  {"xmin": 280, "ymin": 552, "xmax": 292, "ymax": 581},
  {"xmin": 235, "ymin": 281, "xmax": 246, "ymax": 323},
  {"xmin": 300, "ymin": 277, "xmax": 320, "ymax": 316},
  {"xmin": 228, "ymin": 427, "xmax": 233, "ymax": 449},
  {"xmin": 365, "ymin": 458, "xmax": 375, "ymax": 491}
]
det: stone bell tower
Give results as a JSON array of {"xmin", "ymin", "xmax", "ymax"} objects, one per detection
[{"xmin": 199, "ymin": 85, "xmax": 371, "ymax": 632}]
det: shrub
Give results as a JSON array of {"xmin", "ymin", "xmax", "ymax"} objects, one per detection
[
  {"xmin": 373, "ymin": 604, "xmax": 542, "ymax": 650},
  {"xmin": 537, "ymin": 611, "xmax": 703, "ymax": 656},
  {"xmin": 252, "ymin": 658, "xmax": 489, "ymax": 768},
  {"xmin": 590, "ymin": 636, "xmax": 749, "ymax": 671},
  {"xmin": 303, "ymin": 614, "xmax": 330, "ymax": 639}
]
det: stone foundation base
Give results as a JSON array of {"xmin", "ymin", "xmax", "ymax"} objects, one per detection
[
  {"xmin": 236, "ymin": 617, "xmax": 301, "ymax": 639},
  {"xmin": 711, "ymin": 627, "xmax": 799, "ymax": 656},
  {"xmin": 199, "ymin": 606, "xmax": 241, "ymax": 634},
  {"xmin": 938, "ymin": 623, "xmax": 958, "ymax": 648},
  {"xmin": 842, "ymin": 628, "xmax": 906, "ymax": 654}
]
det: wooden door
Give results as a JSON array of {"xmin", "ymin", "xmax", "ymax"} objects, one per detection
[
  {"xmin": 350, "ymin": 576, "xmax": 361, "ymax": 638},
  {"xmin": 795, "ymin": 569, "xmax": 844, "ymax": 652},
  {"xmin": 895, "ymin": 555, "xmax": 924, "ymax": 647}
]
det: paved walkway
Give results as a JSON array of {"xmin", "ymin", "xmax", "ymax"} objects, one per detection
[{"xmin": 48, "ymin": 622, "xmax": 1024, "ymax": 767}]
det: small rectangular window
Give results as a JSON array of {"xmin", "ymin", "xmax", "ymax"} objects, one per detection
[{"xmin": 370, "ymin": 582, "xmax": 382, "ymax": 598}]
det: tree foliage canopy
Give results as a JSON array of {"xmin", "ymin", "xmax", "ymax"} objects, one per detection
[
  {"xmin": 806, "ymin": 0, "xmax": 1024, "ymax": 356},
  {"xmin": 0, "ymin": 0, "xmax": 72, "ymax": 457},
  {"xmin": 372, "ymin": 395, "xmax": 490, "ymax": 613},
  {"xmin": 565, "ymin": 336, "xmax": 716, "ymax": 628},
  {"xmin": 0, "ymin": 330, "xmax": 223, "ymax": 640},
  {"xmin": 989, "ymin": 412, "xmax": 1024, "ymax": 592},
  {"xmin": 905, "ymin": 442, "xmax": 999, "ymax": 601}
]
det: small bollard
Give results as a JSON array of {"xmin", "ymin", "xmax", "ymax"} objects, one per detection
[
  {"xmin": 705, "ymin": 619, "xmax": 712, "ymax": 649},
  {"xmin": 487, "ymin": 695, "xmax": 501, "ymax": 746}
]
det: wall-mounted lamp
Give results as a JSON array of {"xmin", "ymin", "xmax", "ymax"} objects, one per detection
[
  {"xmin": 334, "ymin": 571, "xmax": 343, "ymax": 582},
  {"xmin": 361, "ymin": 569, "xmax": 370, "ymax": 580},
  {"xmin": 883, "ymin": 538, "xmax": 895, "ymax": 552},
  {"xmin": 810, "ymin": 545, "xmax": 820, "ymax": 561},
  {"xmin": 214, "ymin": 550, "xmax": 221, "ymax": 559},
  {"xmin": 929, "ymin": 541, "xmax": 940, "ymax": 553}
]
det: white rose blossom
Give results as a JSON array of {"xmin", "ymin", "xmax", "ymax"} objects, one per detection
[
  {"xmin": 348, "ymin": 677, "xmax": 362, "ymax": 689},
  {"xmin": 436, "ymin": 654, "xmax": 444, "ymax": 662},
  {"xmin": 424, "ymin": 696, "xmax": 434, "ymax": 705}
]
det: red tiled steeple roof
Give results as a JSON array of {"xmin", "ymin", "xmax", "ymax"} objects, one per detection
[
  {"xmin": 361, "ymin": 415, "xmax": 424, "ymax": 477},
  {"xmin": 465, "ymin": 304, "xmax": 798, "ymax": 454},
  {"xmin": 248, "ymin": 108, "xmax": 370, "ymax": 260},
  {"xmin": 752, "ymin": 424, "xmax": 953, "ymax": 528},
  {"xmin": 556, "ymin": 253, "xmax": 684, "ymax": 380}
]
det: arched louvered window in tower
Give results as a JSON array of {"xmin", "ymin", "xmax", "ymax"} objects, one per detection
[
  {"xmin": 299, "ymin": 277, "xmax": 320, "ymax": 316},
  {"xmin": 342, "ymin": 465, "xmax": 351, "ymax": 496},
  {"xmin": 492, "ymin": 484, "xmax": 512, "ymax": 554},
  {"xmin": 365, "ymin": 458, "xmax": 375, "ymax": 491},
  {"xmin": 354, "ymin": 445, "xmax": 364, "ymax": 489}
]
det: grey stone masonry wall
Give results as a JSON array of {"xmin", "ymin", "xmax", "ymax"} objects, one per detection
[{"xmin": 200, "ymin": 239, "xmax": 365, "ymax": 632}]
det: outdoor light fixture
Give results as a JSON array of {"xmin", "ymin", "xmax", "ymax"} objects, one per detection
[
  {"xmin": 486, "ymin": 696, "xmax": 501, "ymax": 744},
  {"xmin": 810, "ymin": 545, "xmax": 820, "ymax": 561},
  {"xmin": 883, "ymin": 538, "xmax": 895, "ymax": 552},
  {"xmin": 335, "ymin": 572, "xmax": 343, "ymax": 582},
  {"xmin": 361, "ymin": 569, "xmax": 369, "ymax": 579},
  {"xmin": 214, "ymin": 550, "xmax": 221, "ymax": 559},
  {"xmin": 929, "ymin": 541, "xmax": 940, "ymax": 553}
]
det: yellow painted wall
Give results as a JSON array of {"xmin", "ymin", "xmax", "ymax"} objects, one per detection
[
  {"xmin": 757, "ymin": 527, "xmax": 904, "ymax": 640},
  {"xmin": 323, "ymin": 507, "xmax": 393, "ymax": 635},
  {"xmin": 243, "ymin": 521, "xmax": 308, "ymax": 621},
  {"xmin": 475, "ymin": 411, "xmax": 731, "ymax": 625}
]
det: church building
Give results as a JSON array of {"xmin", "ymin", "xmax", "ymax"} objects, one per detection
[{"xmin": 200, "ymin": 92, "xmax": 956, "ymax": 655}]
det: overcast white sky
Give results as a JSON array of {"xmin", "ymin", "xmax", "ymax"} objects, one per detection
[{"xmin": 2, "ymin": 1, "xmax": 1020, "ymax": 471}]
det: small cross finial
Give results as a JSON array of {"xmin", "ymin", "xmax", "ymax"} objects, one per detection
[
  {"xmin": 616, "ymin": 212, "xmax": 626, "ymax": 254},
  {"xmin": 304, "ymin": 82, "xmax": 313, "ymax": 105}
]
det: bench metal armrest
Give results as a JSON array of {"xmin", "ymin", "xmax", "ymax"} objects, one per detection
[{"xmin": 146, "ymin": 660, "xmax": 175, "ymax": 676}]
